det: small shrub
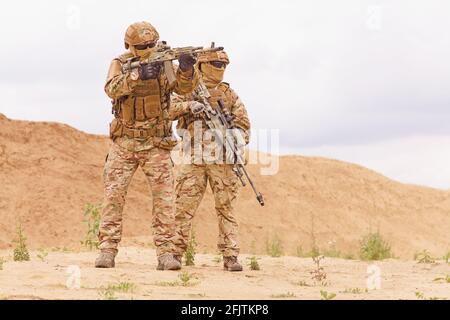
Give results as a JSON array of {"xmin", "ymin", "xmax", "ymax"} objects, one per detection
[
  {"xmin": 359, "ymin": 231, "xmax": 392, "ymax": 261},
  {"xmin": 98, "ymin": 288, "xmax": 118, "ymax": 300},
  {"xmin": 98, "ymin": 282, "xmax": 136, "ymax": 300},
  {"xmin": 184, "ymin": 229, "xmax": 197, "ymax": 266},
  {"xmin": 433, "ymin": 275, "xmax": 450, "ymax": 283},
  {"xmin": 108, "ymin": 282, "xmax": 136, "ymax": 293},
  {"xmin": 0, "ymin": 258, "xmax": 5, "ymax": 270},
  {"xmin": 179, "ymin": 271, "xmax": 194, "ymax": 286},
  {"xmin": 414, "ymin": 250, "xmax": 435, "ymax": 264},
  {"xmin": 310, "ymin": 255, "xmax": 327, "ymax": 283},
  {"xmin": 415, "ymin": 291, "xmax": 447, "ymax": 300},
  {"xmin": 36, "ymin": 248, "xmax": 48, "ymax": 262},
  {"xmin": 320, "ymin": 290, "xmax": 336, "ymax": 300},
  {"xmin": 13, "ymin": 222, "xmax": 30, "ymax": 262},
  {"xmin": 81, "ymin": 203, "xmax": 102, "ymax": 250},
  {"xmin": 266, "ymin": 235, "xmax": 283, "ymax": 257},
  {"xmin": 293, "ymin": 280, "xmax": 311, "ymax": 287},
  {"xmin": 296, "ymin": 245, "xmax": 320, "ymax": 258},
  {"xmin": 443, "ymin": 251, "xmax": 450, "ymax": 263},
  {"xmin": 342, "ymin": 288, "xmax": 367, "ymax": 294},
  {"xmin": 247, "ymin": 256, "xmax": 261, "ymax": 271}
]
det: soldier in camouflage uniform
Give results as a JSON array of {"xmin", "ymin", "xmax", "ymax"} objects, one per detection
[
  {"xmin": 96, "ymin": 21, "xmax": 199, "ymax": 270},
  {"xmin": 172, "ymin": 50, "xmax": 251, "ymax": 271}
]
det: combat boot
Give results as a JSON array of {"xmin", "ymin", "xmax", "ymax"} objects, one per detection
[
  {"xmin": 223, "ymin": 256, "xmax": 243, "ymax": 272},
  {"xmin": 174, "ymin": 254, "xmax": 182, "ymax": 265},
  {"xmin": 157, "ymin": 253, "xmax": 182, "ymax": 271},
  {"xmin": 95, "ymin": 251, "xmax": 116, "ymax": 268}
]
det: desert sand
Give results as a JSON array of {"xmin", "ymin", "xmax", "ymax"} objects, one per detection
[
  {"xmin": 0, "ymin": 246, "xmax": 449, "ymax": 300},
  {"xmin": 0, "ymin": 113, "xmax": 449, "ymax": 300}
]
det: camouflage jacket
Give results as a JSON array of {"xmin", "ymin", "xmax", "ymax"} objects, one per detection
[{"xmin": 104, "ymin": 51, "xmax": 198, "ymax": 152}]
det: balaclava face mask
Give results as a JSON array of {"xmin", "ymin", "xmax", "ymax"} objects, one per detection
[
  {"xmin": 130, "ymin": 46, "xmax": 156, "ymax": 61},
  {"xmin": 200, "ymin": 63, "xmax": 225, "ymax": 88}
]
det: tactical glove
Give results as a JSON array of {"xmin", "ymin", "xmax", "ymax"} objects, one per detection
[
  {"xmin": 139, "ymin": 62, "xmax": 162, "ymax": 80},
  {"xmin": 189, "ymin": 102, "xmax": 205, "ymax": 115},
  {"xmin": 178, "ymin": 53, "xmax": 197, "ymax": 72}
]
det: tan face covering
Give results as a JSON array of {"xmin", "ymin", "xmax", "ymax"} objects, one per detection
[
  {"xmin": 200, "ymin": 63, "xmax": 225, "ymax": 88},
  {"xmin": 130, "ymin": 46, "xmax": 156, "ymax": 61}
]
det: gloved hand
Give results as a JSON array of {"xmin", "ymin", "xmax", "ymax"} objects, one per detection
[
  {"xmin": 139, "ymin": 62, "xmax": 162, "ymax": 80},
  {"xmin": 178, "ymin": 53, "xmax": 197, "ymax": 72},
  {"xmin": 189, "ymin": 101, "xmax": 205, "ymax": 115}
]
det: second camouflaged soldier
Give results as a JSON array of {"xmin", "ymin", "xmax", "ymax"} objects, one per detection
[
  {"xmin": 96, "ymin": 21, "xmax": 199, "ymax": 270},
  {"xmin": 172, "ymin": 50, "xmax": 251, "ymax": 271}
]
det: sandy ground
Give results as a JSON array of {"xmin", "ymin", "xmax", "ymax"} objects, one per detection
[{"xmin": 0, "ymin": 246, "xmax": 449, "ymax": 300}]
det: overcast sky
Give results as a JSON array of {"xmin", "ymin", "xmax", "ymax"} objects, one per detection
[{"xmin": 1, "ymin": 0, "xmax": 450, "ymax": 189}]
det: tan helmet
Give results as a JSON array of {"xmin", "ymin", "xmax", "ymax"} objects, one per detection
[
  {"xmin": 124, "ymin": 21, "xmax": 160, "ymax": 49},
  {"xmin": 197, "ymin": 49, "xmax": 230, "ymax": 65}
]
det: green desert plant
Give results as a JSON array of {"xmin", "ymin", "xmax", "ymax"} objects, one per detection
[
  {"xmin": 108, "ymin": 282, "xmax": 136, "ymax": 293},
  {"xmin": 359, "ymin": 231, "xmax": 392, "ymax": 261},
  {"xmin": 433, "ymin": 275, "xmax": 450, "ymax": 283},
  {"xmin": 81, "ymin": 203, "xmax": 102, "ymax": 250},
  {"xmin": 36, "ymin": 248, "xmax": 49, "ymax": 262},
  {"xmin": 184, "ymin": 229, "xmax": 197, "ymax": 266},
  {"xmin": 247, "ymin": 256, "xmax": 261, "ymax": 271},
  {"xmin": 296, "ymin": 245, "xmax": 320, "ymax": 258},
  {"xmin": 320, "ymin": 290, "xmax": 336, "ymax": 300},
  {"xmin": 266, "ymin": 235, "xmax": 284, "ymax": 257},
  {"xmin": 414, "ymin": 250, "xmax": 435, "ymax": 264},
  {"xmin": 415, "ymin": 291, "xmax": 447, "ymax": 300},
  {"xmin": 178, "ymin": 271, "xmax": 192, "ymax": 287},
  {"xmin": 293, "ymin": 280, "xmax": 311, "ymax": 287},
  {"xmin": 342, "ymin": 288, "xmax": 368, "ymax": 294},
  {"xmin": 98, "ymin": 282, "xmax": 136, "ymax": 300},
  {"xmin": 443, "ymin": 251, "xmax": 450, "ymax": 264},
  {"xmin": 13, "ymin": 222, "xmax": 30, "ymax": 262},
  {"xmin": 98, "ymin": 287, "xmax": 118, "ymax": 300},
  {"xmin": 0, "ymin": 257, "xmax": 5, "ymax": 270}
]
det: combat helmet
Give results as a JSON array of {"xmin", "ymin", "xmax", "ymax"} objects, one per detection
[
  {"xmin": 197, "ymin": 44, "xmax": 230, "ymax": 65},
  {"xmin": 124, "ymin": 21, "xmax": 160, "ymax": 49}
]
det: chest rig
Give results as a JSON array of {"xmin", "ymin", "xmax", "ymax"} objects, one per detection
[
  {"xmin": 111, "ymin": 54, "xmax": 170, "ymax": 140},
  {"xmin": 118, "ymin": 78, "xmax": 163, "ymax": 125}
]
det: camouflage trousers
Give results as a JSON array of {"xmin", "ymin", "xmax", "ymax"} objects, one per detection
[
  {"xmin": 98, "ymin": 142, "xmax": 177, "ymax": 257},
  {"xmin": 175, "ymin": 163, "xmax": 240, "ymax": 257}
]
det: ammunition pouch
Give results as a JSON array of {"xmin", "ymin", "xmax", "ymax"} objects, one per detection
[{"xmin": 109, "ymin": 118, "xmax": 168, "ymax": 141}]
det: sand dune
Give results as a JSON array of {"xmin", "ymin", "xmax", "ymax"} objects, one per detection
[{"xmin": 0, "ymin": 113, "xmax": 449, "ymax": 259}]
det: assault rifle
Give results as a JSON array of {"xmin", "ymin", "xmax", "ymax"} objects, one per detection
[
  {"xmin": 122, "ymin": 41, "xmax": 223, "ymax": 84},
  {"xmin": 194, "ymin": 80, "xmax": 265, "ymax": 207}
]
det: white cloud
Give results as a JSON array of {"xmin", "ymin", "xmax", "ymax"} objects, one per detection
[{"xmin": 1, "ymin": 0, "xmax": 449, "ymax": 189}]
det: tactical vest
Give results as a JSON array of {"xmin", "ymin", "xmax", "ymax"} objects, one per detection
[{"xmin": 111, "ymin": 53, "xmax": 169, "ymax": 140}]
